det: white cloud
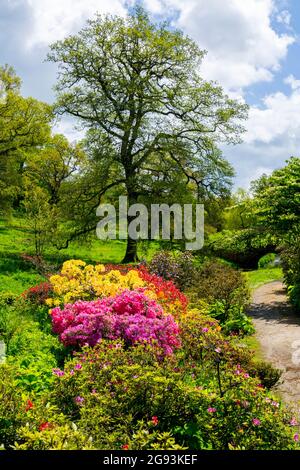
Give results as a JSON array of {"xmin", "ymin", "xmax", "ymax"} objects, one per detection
[
  {"xmin": 53, "ymin": 117, "xmax": 85, "ymax": 143},
  {"xmin": 21, "ymin": 0, "xmax": 295, "ymax": 94},
  {"xmin": 284, "ymin": 74, "xmax": 300, "ymax": 90},
  {"xmin": 276, "ymin": 9, "xmax": 291, "ymax": 26},
  {"xmin": 246, "ymin": 85, "xmax": 300, "ymax": 144},
  {"xmin": 25, "ymin": 0, "xmax": 131, "ymax": 49},
  {"xmin": 144, "ymin": 0, "xmax": 295, "ymax": 93}
]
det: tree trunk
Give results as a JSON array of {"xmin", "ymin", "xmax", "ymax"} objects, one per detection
[
  {"xmin": 122, "ymin": 236, "xmax": 138, "ymax": 263},
  {"xmin": 121, "ymin": 183, "xmax": 139, "ymax": 263}
]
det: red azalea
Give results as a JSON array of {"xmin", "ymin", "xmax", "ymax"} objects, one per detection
[
  {"xmin": 39, "ymin": 422, "xmax": 52, "ymax": 432},
  {"xmin": 151, "ymin": 416, "xmax": 159, "ymax": 426},
  {"xmin": 121, "ymin": 444, "xmax": 129, "ymax": 450},
  {"xmin": 25, "ymin": 399, "xmax": 34, "ymax": 412}
]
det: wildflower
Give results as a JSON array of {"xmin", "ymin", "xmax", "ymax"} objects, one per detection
[
  {"xmin": 207, "ymin": 407, "xmax": 217, "ymax": 413},
  {"xmin": 271, "ymin": 401, "xmax": 279, "ymax": 408},
  {"xmin": 252, "ymin": 418, "xmax": 261, "ymax": 426},
  {"xmin": 244, "ymin": 373, "xmax": 250, "ymax": 379},
  {"xmin": 75, "ymin": 364, "xmax": 82, "ymax": 370},
  {"xmin": 39, "ymin": 422, "xmax": 52, "ymax": 432},
  {"xmin": 91, "ymin": 389, "xmax": 97, "ymax": 395},
  {"xmin": 75, "ymin": 396, "xmax": 85, "ymax": 405},
  {"xmin": 122, "ymin": 444, "xmax": 129, "ymax": 450},
  {"xmin": 52, "ymin": 368, "xmax": 64, "ymax": 377},
  {"xmin": 202, "ymin": 328, "xmax": 209, "ymax": 333},
  {"xmin": 151, "ymin": 416, "xmax": 159, "ymax": 426},
  {"xmin": 290, "ymin": 417, "xmax": 298, "ymax": 426},
  {"xmin": 294, "ymin": 434, "xmax": 299, "ymax": 442},
  {"xmin": 25, "ymin": 399, "xmax": 34, "ymax": 412},
  {"xmin": 70, "ymin": 369, "xmax": 74, "ymax": 376},
  {"xmin": 215, "ymin": 348, "xmax": 222, "ymax": 354}
]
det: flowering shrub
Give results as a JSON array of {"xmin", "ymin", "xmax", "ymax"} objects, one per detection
[
  {"xmin": 46, "ymin": 260, "xmax": 187, "ymax": 316},
  {"xmin": 147, "ymin": 250, "xmax": 197, "ymax": 290},
  {"xmin": 51, "ymin": 290, "xmax": 181, "ymax": 355},
  {"xmin": 137, "ymin": 266, "xmax": 188, "ymax": 316},
  {"xmin": 43, "ymin": 342, "xmax": 299, "ymax": 450},
  {"xmin": 23, "ymin": 282, "xmax": 53, "ymax": 305},
  {"xmin": 46, "ymin": 260, "xmax": 145, "ymax": 306}
]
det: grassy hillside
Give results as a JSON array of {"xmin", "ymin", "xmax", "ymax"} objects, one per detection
[{"xmin": 0, "ymin": 217, "xmax": 159, "ymax": 294}]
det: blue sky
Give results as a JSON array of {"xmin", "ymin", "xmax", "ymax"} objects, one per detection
[{"xmin": 1, "ymin": 0, "xmax": 300, "ymax": 189}]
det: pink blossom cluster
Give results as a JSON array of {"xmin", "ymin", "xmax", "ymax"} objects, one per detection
[{"xmin": 51, "ymin": 289, "xmax": 181, "ymax": 355}]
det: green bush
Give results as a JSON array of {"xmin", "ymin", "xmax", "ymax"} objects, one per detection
[
  {"xmin": 208, "ymin": 230, "xmax": 276, "ymax": 269},
  {"xmin": 189, "ymin": 260, "xmax": 250, "ymax": 315},
  {"xmin": 0, "ymin": 365, "xmax": 24, "ymax": 448},
  {"xmin": 281, "ymin": 242, "xmax": 300, "ymax": 310},
  {"xmin": 258, "ymin": 253, "xmax": 277, "ymax": 269},
  {"xmin": 249, "ymin": 361, "xmax": 282, "ymax": 390},
  {"xmin": 8, "ymin": 352, "xmax": 56, "ymax": 394},
  {"xmin": 147, "ymin": 250, "xmax": 197, "ymax": 290},
  {"xmin": 44, "ymin": 341, "xmax": 297, "ymax": 450}
]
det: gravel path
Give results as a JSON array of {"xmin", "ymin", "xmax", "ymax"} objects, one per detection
[{"xmin": 249, "ymin": 281, "xmax": 300, "ymax": 407}]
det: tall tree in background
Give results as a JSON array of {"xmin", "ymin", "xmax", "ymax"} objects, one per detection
[
  {"xmin": 0, "ymin": 65, "xmax": 53, "ymax": 213},
  {"xmin": 252, "ymin": 157, "xmax": 300, "ymax": 242},
  {"xmin": 48, "ymin": 8, "xmax": 248, "ymax": 262}
]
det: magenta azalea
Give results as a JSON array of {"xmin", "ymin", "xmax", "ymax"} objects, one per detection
[
  {"xmin": 51, "ymin": 290, "xmax": 181, "ymax": 355},
  {"xmin": 252, "ymin": 418, "xmax": 261, "ymax": 426}
]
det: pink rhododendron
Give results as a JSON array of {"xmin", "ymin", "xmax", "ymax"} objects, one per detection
[
  {"xmin": 252, "ymin": 418, "xmax": 261, "ymax": 426},
  {"xmin": 51, "ymin": 290, "xmax": 181, "ymax": 355}
]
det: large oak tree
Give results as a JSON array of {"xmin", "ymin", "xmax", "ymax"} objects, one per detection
[{"xmin": 48, "ymin": 8, "xmax": 248, "ymax": 262}]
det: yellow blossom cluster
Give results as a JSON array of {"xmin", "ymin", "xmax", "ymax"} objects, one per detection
[{"xmin": 46, "ymin": 260, "xmax": 146, "ymax": 306}]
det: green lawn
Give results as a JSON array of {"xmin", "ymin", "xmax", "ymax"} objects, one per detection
[
  {"xmin": 244, "ymin": 267, "xmax": 283, "ymax": 290},
  {"xmin": 0, "ymin": 218, "xmax": 160, "ymax": 294}
]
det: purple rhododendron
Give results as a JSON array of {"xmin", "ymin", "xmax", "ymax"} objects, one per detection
[{"xmin": 51, "ymin": 290, "xmax": 181, "ymax": 355}]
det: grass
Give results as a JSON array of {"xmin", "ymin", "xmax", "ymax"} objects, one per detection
[
  {"xmin": 244, "ymin": 267, "xmax": 283, "ymax": 291},
  {"xmin": 240, "ymin": 335, "xmax": 263, "ymax": 361},
  {"xmin": 0, "ymin": 217, "xmax": 160, "ymax": 294}
]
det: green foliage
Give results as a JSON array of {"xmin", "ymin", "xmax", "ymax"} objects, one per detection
[
  {"xmin": 189, "ymin": 260, "xmax": 250, "ymax": 314},
  {"xmin": 0, "ymin": 65, "xmax": 53, "ymax": 214},
  {"xmin": 223, "ymin": 188, "xmax": 255, "ymax": 230},
  {"xmin": 0, "ymin": 365, "xmax": 24, "ymax": 447},
  {"xmin": 253, "ymin": 157, "xmax": 300, "ymax": 239},
  {"xmin": 14, "ymin": 423, "xmax": 95, "ymax": 450},
  {"xmin": 147, "ymin": 250, "xmax": 197, "ymax": 290},
  {"xmin": 9, "ymin": 352, "xmax": 56, "ymax": 395},
  {"xmin": 47, "ymin": 7, "xmax": 247, "ymax": 261},
  {"xmin": 208, "ymin": 229, "xmax": 275, "ymax": 269},
  {"xmin": 258, "ymin": 253, "xmax": 277, "ymax": 269},
  {"xmin": 281, "ymin": 243, "xmax": 300, "ymax": 310},
  {"xmin": 209, "ymin": 302, "xmax": 255, "ymax": 337},
  {"xmin": 248, "ymin": 361, "xmax": 282, "ymax": 390},
  {"xmin": 252, "ymin": 158, "xmax": 300, "ymax": 308}
]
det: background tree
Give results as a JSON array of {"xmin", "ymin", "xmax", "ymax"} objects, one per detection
[
  {"xmin": 0, "ymin": 65, "xmax": 53, "ymax": 213},
  {"xmin": 252, "ymin": 157, "xmax": 300, "ymax": 242},
  {"xmin": 22, "ymin": 134, "xmax": 88, "ymax": 253},
  {"xmin": 223, "ymin": 188, "xmax": 255, "ymax": 231},
  {"xmin": 252, "ymin": 157, "xmax": 300, "ymax": 308},
  {"xmin": 48, "ymin": 8, "xmax": 248, "ymax": 262}
]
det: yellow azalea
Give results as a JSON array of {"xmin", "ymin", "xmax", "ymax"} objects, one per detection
[{"xmin": 48, "ymin": 260, "xmax": 147, "ymax": 306}]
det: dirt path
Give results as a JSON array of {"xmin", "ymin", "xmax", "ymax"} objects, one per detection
[{"xmin": 249, "ymin": 281, "xmax": 300, "ymax": 407}]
